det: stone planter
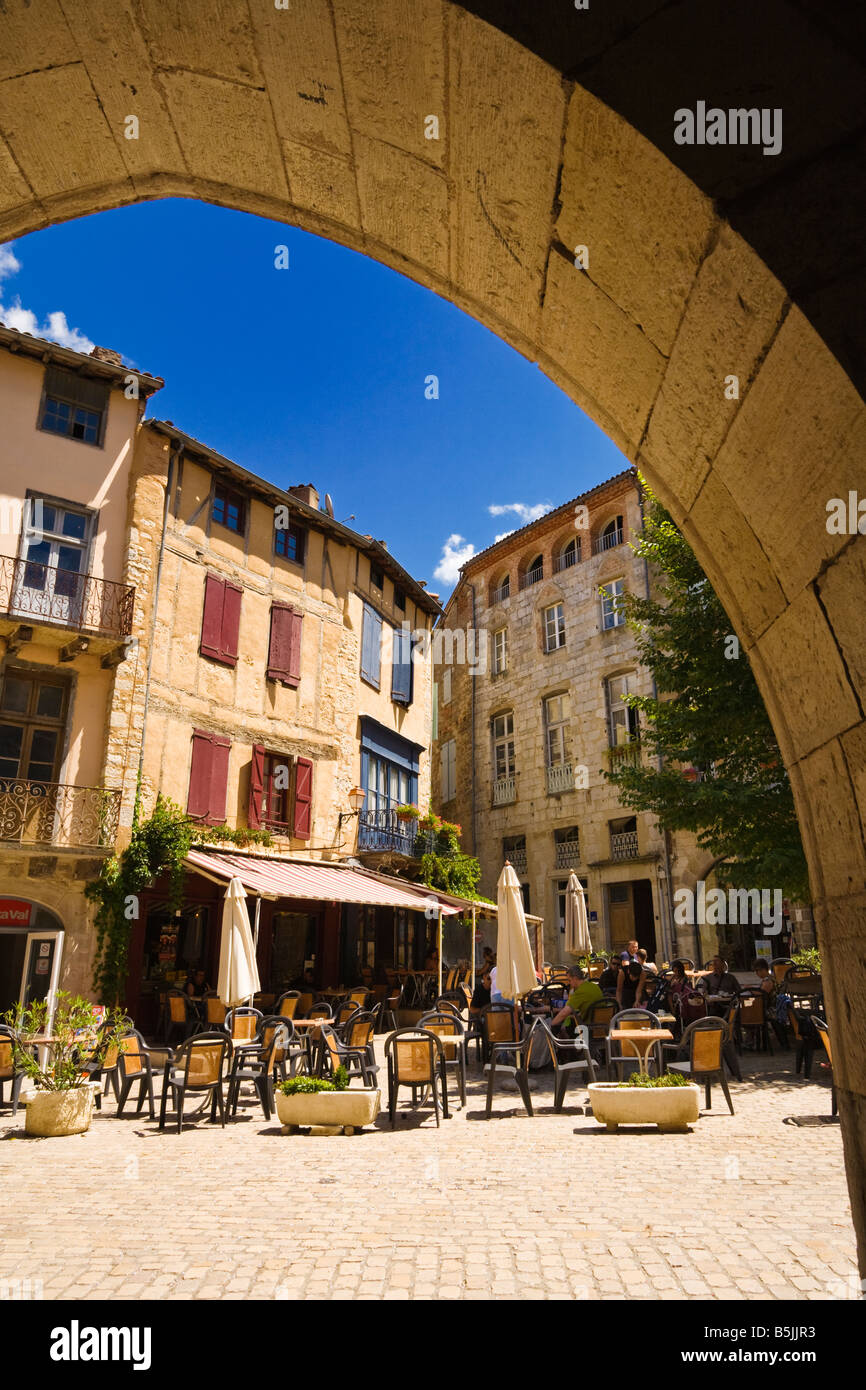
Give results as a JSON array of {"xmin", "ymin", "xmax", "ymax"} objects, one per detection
[
  {"xmin": 588, "ymin": 1082, "xmax": 700, "ymax": 1133},
  {"xmin": 275, "ymin": 1088, "xmax": 381, "ymax": 1135},
  {"xmin": 24, "ymin": 1085, "xmax": 96, "ymax": 1137}
]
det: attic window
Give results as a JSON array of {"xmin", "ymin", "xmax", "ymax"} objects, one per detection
[
  {"xmin": 39, "ymin": 366, "xmax": 109, "ymax": 446},
  {"xmin": 212, "ymin": 483, "xmax": 246, "ymax": 534}
]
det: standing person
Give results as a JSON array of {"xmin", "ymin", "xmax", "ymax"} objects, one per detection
[
  {"xmin": 626, "ymin": 938, "xmax": 641, "ymax": 961},
  {"xmin": 637, "ymin": 947, "xmax": 658, "ymax": 976},
  {"xmin": 617, "ymin": 960, "xmax": 647, "ymax": 1010}
]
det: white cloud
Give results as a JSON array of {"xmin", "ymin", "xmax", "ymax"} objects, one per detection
[
  {"xmin": 434, "ymin": 533, "xmax": 475, "ymax": 586},
  {"xmin": 0, "ymin": 241, "xmax": 95, "ymax": 353},
  {"xmin": 494, "ymin": 529, "xmax": 515, "ymax": 542},
  {"xmin": 488, "ymin": 501, "xmax": 553, "ymax": 525}
]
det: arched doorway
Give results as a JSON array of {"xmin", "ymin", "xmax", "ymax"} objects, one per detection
[{"xmin": 1, "ymin": 0, "xmax": 864, "ymax": 1269}]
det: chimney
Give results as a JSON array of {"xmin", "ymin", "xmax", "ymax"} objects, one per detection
[
  {"xmin": 90, "ymin": 346, "xmax": 122, "ymax": 366},
  {"xmin": 288, "ymin": 483, "xmax": 319, "ymax": 510}
]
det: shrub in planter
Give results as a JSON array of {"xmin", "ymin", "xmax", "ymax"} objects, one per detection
[
  {"xmin": 618, "ymin": 1071, "xmax": 691, "ymax": 1088},
  {"xmin": 394, "ymin": 804, "xmax": 420, "ymax": 823},
  {"xmin": 276, "ymin": 1065, "xmax": 349, "ymax": 1096}
]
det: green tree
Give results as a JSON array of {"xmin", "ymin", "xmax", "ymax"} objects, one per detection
[{"xmin": 605, "ymin": 489, "xmax": 810, "ymax": 901}]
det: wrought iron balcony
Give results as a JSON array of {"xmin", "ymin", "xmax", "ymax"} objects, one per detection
[
  {"xmin": 0, "ymin": 556, "xmax": 135, "ymax": 639},
  {"xmin": 592, "ymin": 527, "xmax": 624, "ymax": 555},
  {"xmin": 357, "ymin": 809, "xmax": 435, "ymax": 857},
  {"xmin": 491, "ymin": 583, "xmax": 510, "ymax": 605},
  {"xmin": 546, "ymin": 762, "xmax": 576, "ymax": 795},
  {"xmin": 606, "ymin": 742, "xmax": 642, "ymax": 770},
  {"xmin": 553, "ymin": 544, "xmax": 581, "ymax": 573},
  {"xmin": 610, "ymin": 830, "xmax": 639, "ymax": 860},
  {"xmin": 554, "ymin": 837, "xmax": 581, "ymax": 869},
  {"xmin": 506, "ymin": 848, "xmax": 527, "ymax": 875},
  {"xmin": 492, "ymin": 775, "xmax": 517, "ymax": 806},
  {"xmin": 0, "ymin": 780, "xmax": 121, "ymax": 849},
  {"xmin": 518, "ymin": 565, "xmax": 544, "ymax": 591}
]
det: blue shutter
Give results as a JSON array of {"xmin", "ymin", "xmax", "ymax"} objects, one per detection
[
  {"xmin": 391, "ymin": 625, "xmax": 412, "ymax": 704},
  {"xmin": 360, "ymin": 604, "xmax": 381, "ymax": 688}
]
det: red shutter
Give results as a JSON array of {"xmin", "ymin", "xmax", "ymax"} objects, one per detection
[
  {"xmin": 220, "ymin": 582, "xmax": 242, "ymax": 666},
  {"xmin": 187, "ymin": 730, "xmax": 214, "ymax": 819},
  {"xmin": 248, "ymin": 743, "xmax": 265, "ymax": 829},
  {"xmin": 267, "ymin": 603, "xmax": 302, "ymax": 687},
  {"xmin": 293, "ymin": 757, "xmax": 313, "ymax": 840},
  {"xmin": 200, "ymin": 574, "xmax": 225, "ymax": 661},
  {"xmin": 208, "ymin": 735, "xmax": 231, "ymax": 825}
]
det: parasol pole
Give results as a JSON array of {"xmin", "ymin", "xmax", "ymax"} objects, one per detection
[
  {"xmin": 471, "ymin": 905, "xmax": 476, "ymax": 995},
  {"xmin": 248, "ymin": 895, "xmax": 262, "ymax": 1007},
  {"xmin": 437, "ymin": 909, "xmax": 443, "ymax": 999}
]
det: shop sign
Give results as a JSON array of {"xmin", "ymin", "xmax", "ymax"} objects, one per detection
[{"xmin": 0, "ymin": 899, "xmax": 32, "ymax": 926}]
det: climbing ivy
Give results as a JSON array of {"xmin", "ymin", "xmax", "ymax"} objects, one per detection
[{"xmin": 414, "ymin": 814, "xmax": 488, "ymax": 901}]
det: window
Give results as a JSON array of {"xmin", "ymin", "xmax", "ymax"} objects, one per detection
[
  {"xmin": 606, "ymin": 674, "xmax": 639, "ymax": 745},
  {"xmin": 491, "ymin": 574, "xmax": 510, "ymax": 604},
  {"xmin": 212, "ymin": 484, "xmax": 246, "ymax": 534},
  {"xmin": 200, "ymin": 573, "xmax": 243, "ymax": 667},
  {"xmin": 370, "ymin": 562, "xmax": 384, "ymax": 592},
  {"xmin": 442, "ymin": 668, "xmax": 452, "ymax": 705},
  {"xmin": 391, "ymin": 625, "xmax": 414, "ymax": 705},
  {"xmin": 249, "ymin": 745, "xmax": 292, "ymax": 828},
  {"xmin": 440, "ymin": 739, "xmax": 457, "ymax": 803},
  {"xmin": 367, "ymin": 751, "xmax": 413, "ymax": 811},
  {"xmin": 520, "ymin": 554, "xmax": 543, "ymax": 589},
  {"xmin": 544, "ymin": 602, "xmax": 565, "ymax": 652},
  {"xmin": 602, "ymin": 516, "xmax": 623, "ymax": 547},
  {"xmin": 492, "ymin": 711, "xmax": 515, "ymax": 779},
  {"xmin": 601, "ymin": 578, "xmax": 625, "ymax": 630},
  {"xmin": 544, "ymin": 693, "xmax": 569, "ymax": 767},
  {"xmin": 39, "ymin": 367, "xmax": 108, "ymax": 446},
  {"xmin": 293, "ymin": 757, "xmax": 313, "ymax": 839},
  {"xmin": 394, "ymin": 587, "xmax": 406, "ymax": 613},
  {"xmin": 493, "ymin": 627, "xmax": 508, "ymax": 674},
  {"xmin": 0, "ymin": 671, "xmax": 67, "ymax": 783},
  {"xmin": 609, "ymin": 882, "xmax": 630, "ymax": 904},
  {"xmin": 187, "ymin": 729, "xmax": 231, "ymax": 824},
  {"xmin": 267, "ymin": 603, "xmax": 303, "ymax": 687},
  {"xmin": 520, "ymin": 883, "xmax": 531, "ymax": 914},
  {"xmin": 554, "ymin": 538, "xmax": 579, "ymax": 573},
  {"xmin": 15, "ymin": 499, "xmax": 91, "ymax": 616},
  {"xmin": 503, "ymin": 834, "xmax": 527, "ymax": 874},
  {"xmin": 360, "ymin": 603, "xmax": 382, "ymax": 688},
  {"xmin": 275, "ymin": 522, "xmax": 306, "ymax": 565}
]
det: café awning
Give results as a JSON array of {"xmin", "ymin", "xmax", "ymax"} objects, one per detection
[{"xmin": 184, "ymin": 848, "xmax": 462, "ymax": 915}]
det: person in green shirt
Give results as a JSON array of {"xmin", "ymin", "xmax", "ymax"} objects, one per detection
[{"xmin": 550, "ymin": 966, "xmax": 603, "ymax": 1034}]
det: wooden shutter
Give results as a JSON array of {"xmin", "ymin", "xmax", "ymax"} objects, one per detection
[
  {"xmin": 220, "ymin": 582, "xmax": 242, "ymax": 666},
  {"xmin": 187, "ymin": 730, "xmax": 214, "ymax": 819},
  {"xmin": 267, "ymin": 604, "xmax": 303, "ymax": 687},
  {"xmin": 200, "ymin": 574, "xmax": 225, "ymax": 661},
  {"xmin": 360, "ymin": 604, "xmax": 381, "ymax": 688},
  {"xmin": 293, "ymin": 757, "xmax": 313, "ymax": 840},
  {"xmin": 391, "ymin": 626, "xmax": 412, "ymax": 704},
  {"xmin": 208, "ymin": 735, "xmax": 231, "ymax": 824},
  {"xmin": 248, "ymin": 742, "xmax": 265, "ymax": 828}
]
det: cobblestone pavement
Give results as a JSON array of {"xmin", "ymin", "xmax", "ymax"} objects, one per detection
[{"xmin": 0, "ymin": 1041, "xmax": 857, "ymax": 1302}]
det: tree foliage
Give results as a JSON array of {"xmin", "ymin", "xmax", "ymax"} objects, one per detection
[{"xmin": 605, "ymin": 488, "xmax": 810, "ymax": 901}]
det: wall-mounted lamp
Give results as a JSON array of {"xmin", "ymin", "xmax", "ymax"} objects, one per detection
[{"xmin": 338, "ymin": 786, "xmax": 366, "ymax": 826}]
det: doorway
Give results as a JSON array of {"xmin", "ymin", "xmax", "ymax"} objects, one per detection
[{"xmin": 0, "ymin": 899, "xmax": 65, "ymax": 1022}]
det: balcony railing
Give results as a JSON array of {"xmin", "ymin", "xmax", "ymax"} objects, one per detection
[
  {"xmin": 610, "ymin": 830, "xmax": 639, "ymax": 860},
  {"xmin": 0, "ymin": 780, "xmax": 121, "ymax": 848},
  {"xmin": 553, "ymin": 544, "xmax": 580, "ymax": 573},
  {"xmin": 592, "ymin": 528, "xmax": 623, "ymax": 556},
  {"xmin": 518, "ymin": 566, "xmax": 543, "ymax": 591},
  {"xmin": 606, "ymin": 742, "xmax": 642, "ymax": 770},
  {"xmin": 554, "ymin": 838, "xmax": 581, "ymax": 869},
  {"xmin": 0, "ymin": 556, "xmax": 135, "ymax": 639},
  {"xmin": 493, "ymin": 775, "xmax": 517, "ymax": 805},
  {"xmin": 505, "ymin": 848, "xmax": 527, "ymax": 875},
  {"xmin": 357, "ymin": 809, "xmax": 435, "ymax": 857},
  {"xmin": 491, "ymin": 583, "xmax": 510, "ymax": 604},
  {"xmin": 546, "ymin": 762, "xmax": 576, "ymax": 795}
]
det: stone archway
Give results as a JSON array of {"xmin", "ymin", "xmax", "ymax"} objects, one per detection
[{"xmin": 0, "ymin": 1, "xmax": 863, "ymax": 1266}]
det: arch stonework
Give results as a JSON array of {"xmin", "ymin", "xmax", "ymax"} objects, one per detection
[{"xmin": 1, "ymin": 1, "xmax": 864, "ymax": 1265}]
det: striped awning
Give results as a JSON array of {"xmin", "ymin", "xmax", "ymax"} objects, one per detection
[{"xmin": 184, "ymin": 849, "xmax": 461, "ymax": 915}]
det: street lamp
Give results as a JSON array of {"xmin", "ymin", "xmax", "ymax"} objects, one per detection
[{"xmin": 339, "ymin": 786, "xmax": 366, "ymax": 826}]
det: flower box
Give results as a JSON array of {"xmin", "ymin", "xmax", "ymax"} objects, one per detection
[{"xmin": 587, "ymin": 1081, "xmax": 700, "ymax": 1133}]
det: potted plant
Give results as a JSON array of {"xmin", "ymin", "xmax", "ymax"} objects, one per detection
[
  {"xmin": 3, "ymin": 993, "xmax": 131, "ymax": 1137},
  {"xmin": 394, "ymin": 804, "xmax": 420, "ymax": 823},
  {"xmin": 588, "ymin": 1070, "xmax": 701, "ymax": 1133},
  {"xmin": 274, "ymin": 1065, "xmax": 381, "ymax": 1135}
]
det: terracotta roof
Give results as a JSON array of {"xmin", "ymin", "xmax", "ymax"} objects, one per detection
[
  {"xmin": 0, "ymin": 322, "xmax": 164, "ymax": 395},
  {"xmin": 145, "ymin": 419, "xmax": 442, "ymax": 618}
]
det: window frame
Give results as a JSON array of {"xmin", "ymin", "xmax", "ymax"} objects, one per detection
[
  {"xmin": 493, "ymin": 627, "xmax": 508, "ymax": 674},
  {"xmin": 601, "ymin": 578, "xmax": 626, "ymax": 630},
  {"xmin": 0, "ymin": 670, "xmax": 69, "ymax": 784},
  {"xmin": 544, "ymin": 693, "xmax": 570, "ymax": 768},
  {"xmin": 441, "ymin": 668, "xmax": 452, "ymax": 705},
  {"xmin": 37, "ymin": 367, "xmax": 109, "ymax": 449},
  {"xmin": 211, "ymin": 482, "xmax": 247, "ymax": 536},
  {"xmin": 360, "ymin": 602, "xmax": 383, "ymax": 689},
  {"xmin": 274, "ymin": 521, "xmax": 306, "ymax": 567},
  {"xmin": 492, "ymin": 710, "xmax": 516, "ymax": 780},
  {"xmin": 543, "ymin": 602, "xmax": 566, "ymax": 652}
]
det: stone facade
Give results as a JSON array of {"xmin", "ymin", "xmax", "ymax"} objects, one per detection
[{"xmin": 433, "ymin": 471, "xmax": 711, "ymax": 965}]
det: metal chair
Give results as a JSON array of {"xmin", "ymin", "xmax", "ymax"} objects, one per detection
[
  {"xmin": 811, "ymin": 1016, "xmax": 836, "ymax": 1116},
  {"xmin": 605, "ymin": 1009, "xmax": 662, "ymax": 1080},
  {"xmin": 663, "ymin": 1017, "xmax": 735, "ymax": 1113},
  {"xmin": 158, "ymin": 1032, "xmax": 232, "ymax": 1132},
  {"xmin": 534, "ymin": 1018, "xmax": 597, "ymax": 1111},
  {"xmin": 385, "ymin": 1028, "xmax": 448, "ymax": 1126},
  {"xmin": 116, "ymin": 1029, "xmax": 156, "ymax": 1119}
]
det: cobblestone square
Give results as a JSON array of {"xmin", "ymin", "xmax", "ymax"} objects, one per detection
[{"xmin": 0, "ymin": 1044, "xmax": 857, "ymax": 1302}]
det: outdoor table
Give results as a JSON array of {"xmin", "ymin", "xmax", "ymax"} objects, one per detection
[
  {"xmin": 609, "ymin": 1027, "xmax": 673, "ymax": 1076},
  {"xmin": 656, "ymin": 1012, "xmax": 677, "ymax": 1026}
]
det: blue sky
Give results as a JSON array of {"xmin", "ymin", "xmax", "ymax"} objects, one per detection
[{"xmin": 0, "ymin": 199, "xmax": 627, "ymax": 592}]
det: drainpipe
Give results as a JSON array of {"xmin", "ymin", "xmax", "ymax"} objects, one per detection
[
  {"xmin": 136, "ymin": 440, "xmax": 180, "ymax": 797},
  {"xmin": 469, "ymin": 581, "xmax": 478, "ymax": 858}
]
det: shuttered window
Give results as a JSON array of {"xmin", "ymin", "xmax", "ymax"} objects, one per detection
[
  {"xmin": 391, "ymin": 625, "xmax": 413, "ymax": 705},
  {"xmin": 267, "ymin": 603, "xmax": 303, "ymax": 687},
  {"xmin": 293, "ymin": 757, "xmax": 313, "ymax": 839},
  {"xmin": 360, "ymin": 603, "xmax": 382, "ymax": 689},
  {"xmin": 440, "ymin": 739, "xmax": 456, "ymax": 802},
  {"xmin": 249, "ymin": 743, "xmax": 292, "ymax": 828},
  {"xmin": 187, "ymin": 729, "xmax": 231, "ymax": 824},
  {"xmin": 200, "ymin": 573, "xmax": 242, "ymax": 667},
  {"xmin": 248, "ymin": 742, "xmax": 265, "ymax": 829}
]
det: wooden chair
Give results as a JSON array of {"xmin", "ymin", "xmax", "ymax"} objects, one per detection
[
  {"xmin": 158, "ymin": 1032, "xmax": 232, "ymax": 1132},
  {"xmin": 811, "ymin": 1016, "xmax": 836, "ymax": 1116},
  {"xmin": 385, "ymin": 1028, "xmax": 448, "ymax": 1126},
  {"xmin": 664, "ymin": 1018, "xmax": 734, "ymax": 1113}
]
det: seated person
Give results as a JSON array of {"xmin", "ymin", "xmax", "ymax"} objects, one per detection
[
  {"xmin": 617, "ymin": 960, "xmax": 647, "ymax": 1010},
  {"xmin": 550, "ymin": 966, "xmax": 603, "ymax": 1034},
  {"xmin": 753, "ymin": 959, "xmax": 778, "ymax": 1006},
  {"xmin": 470, "ymin": 970, "xmax": 492, "ymax": 1015},
  {"xmin": 184, "ymin": 967, "xmax": 210, "ymax": 999},
  {"xmin": 598, "ymin": 957, "xmax": 621, "ymax": 992},
  {"xmin": 424, "ymin": 948, "xmax": 439, "ymax": 972},
  {"xmin": 699, "ymin": 956, "xmax": 741, "ymax": 996},
  {"xmin": 637, "ymin": 947, "xmax": 658, "ymax": 976},
  {"xmin": 668, "ymin": 959, "xmax": 692, "ymax": 1007}
]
